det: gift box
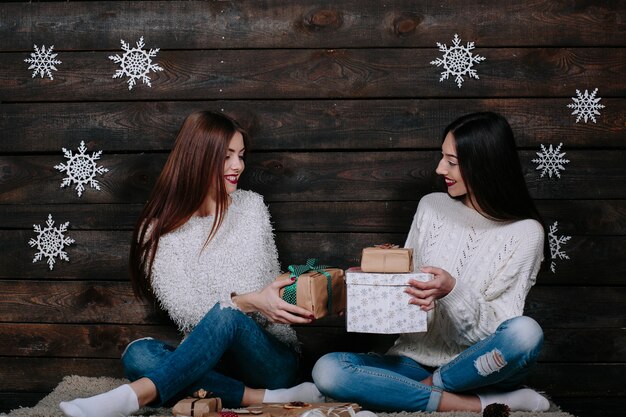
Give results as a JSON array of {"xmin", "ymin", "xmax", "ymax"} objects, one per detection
[
  {"xmin": 345, "ymin": 267, "xmax": 431, "ymax": 334},
  {"xmin": 172, "ymin": 397, "xmax": 222, "ymax": 417},
  {"xmin": 276, "ymin": 258, "xmax": 346, "ymax": 319},
  {"xmin": 245, "ymin": 402, "xmax": 360, "ymax": 417},
  {"xmin": 360, "ymin": 244, "xmax": 413, "ymax": 273}
]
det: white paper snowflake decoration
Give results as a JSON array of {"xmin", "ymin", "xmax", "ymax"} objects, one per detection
[
  {"xmin": 108, "ymin": 36, "xmax": 163, "ymax": 90},
  {"xmin": 548, "ymin": 221, "xmax": 571, "ymax": 273},
  {"xmin": 567, "ymin": 88, "xmax": 605, "ymax": 123},
  {"xmin": 29, "ymin": 214, "xmax": 75, "ymax": 270},
  {"xmin": 532, "ymin": 143, "xmax": 570, "ymax": 178},
  {"xmin": 430, "ymin": 34, "xmax": 486, "ymax": 88},
  {"xmin": 24, "ymin": 44, "xmax": 62, "ymax": 80},
  {"xmin": 54, "ymin": 141, "xmax": 109, "ymax": 197}
]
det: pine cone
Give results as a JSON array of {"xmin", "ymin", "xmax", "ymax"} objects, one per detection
[{"xmin": 483, "ymin": 403, "xmax": 511, "ymax": 417}]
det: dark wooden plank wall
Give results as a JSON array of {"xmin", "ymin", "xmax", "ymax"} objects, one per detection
[{"xmin": 0, "ymin": 1, "xmax": 624, "ymax": 416}]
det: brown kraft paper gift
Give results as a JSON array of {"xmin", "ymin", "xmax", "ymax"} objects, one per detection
[
  {"xmin": 360, "ymin": 246, "xmax": 413, "ymax": 273},
  {"xmin": 172, "ymin": 397, "xmax": 222, "ymax": 417},
  {"xmin": 276, "ymin": 265, "xmax": 346, "ymax": 319}
]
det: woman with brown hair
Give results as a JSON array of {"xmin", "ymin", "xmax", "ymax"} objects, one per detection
[{"xmin": 61, "ymin": 111, "xmax": 323, "ymax": 417}]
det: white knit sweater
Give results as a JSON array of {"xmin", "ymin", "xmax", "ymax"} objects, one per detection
[
  {"xmin": 387, "ymin": 193, "xmax": 545, "ymax": 367},
  {"xmin": 149, "ymin": 190, "xmax": 298, "ymax": 346}
]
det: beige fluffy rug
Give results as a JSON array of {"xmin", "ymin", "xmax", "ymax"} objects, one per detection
[{"xmin": 2, "ymin": 375, "xmax": 576, "ymax": 417}]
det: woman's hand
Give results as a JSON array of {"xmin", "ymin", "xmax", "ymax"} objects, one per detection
[
  {"xmin": 405, "ymin": 266, "xmax": 456, "ymax": 311},
  {"xmin": 232, "ymin": 278, "xmax": 315, "ymax": 324}
]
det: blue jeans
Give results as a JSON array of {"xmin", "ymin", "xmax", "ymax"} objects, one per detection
[
  {"xmin": 122, "ymin": 303, "xmax": 300, "ymax": 407},
  {"xmin": 312, "ymin": 316, "xmax": 543, "ymax": 412}
]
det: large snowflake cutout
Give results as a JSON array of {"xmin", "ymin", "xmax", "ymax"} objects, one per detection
[
  {"xmin": 24, "ymin": 44, "xmax": 62, "ymax": 80},
  {"xmin": 108, "ymin": 36, "xmax": 163, "ymax": 90},
  {"xmin": 54, "ymin": 141, "xmax": 109, "ymax": 197},
  {"xmin": 430, "ymin": 34, "xmax": 486, "ymax": 88},
  {"xmin": 29, "ymin": 214, "xmax": 75, "ymax": 270},
  {"xmin": 548, "ymin": 221, "xmax": 571, "ymax": 273},
  {"xmin": 532, "ymin": 143, "xmax": 570, "ymax": 178},
  {"xmin": 567, "ymin": 88, "xmax": 605, "ymax": 123}
]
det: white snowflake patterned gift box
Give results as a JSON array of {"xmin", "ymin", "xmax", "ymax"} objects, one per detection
[{"xmin": 345, "ymin": 268, "xmax": 431, "ymax": 334}]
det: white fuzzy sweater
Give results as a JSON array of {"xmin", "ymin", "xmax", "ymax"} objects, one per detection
[
  {"xmin": 150, "ymin": 190, "xmax": 297, "ymax": 346},
  {"xmin": 387, "ymin": 193, "xmax": 545, "ymax": 367}
]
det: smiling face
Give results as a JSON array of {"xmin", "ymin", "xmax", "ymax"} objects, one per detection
[
  {"xmin": 223, "ymin": 131, "xmax": 245, "ymax": 195},
  {"xmin": 436, "ymin": 132, "xmax": 469, "ymax": 200}
]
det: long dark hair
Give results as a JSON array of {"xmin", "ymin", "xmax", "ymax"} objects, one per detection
[
  {"xmin": 129, "ymin": 111, "xmax": 249, "ymax": 300},
  {"xmin": 443, "ymin": 111, "xmax": 549, "ymax": 261}
]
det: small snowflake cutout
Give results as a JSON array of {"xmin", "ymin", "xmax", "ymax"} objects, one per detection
[
  {"xmin": 108, "ymin": 36, "xmax": 163, "ymax": 90},
  {"xmin": 29, "ymin": 214, "xmax": 75, "ymax": 270},
  {"xmin": 24, "ymin": 44, "xmax": 62, "ymax": 80},
  {"xmin": 548, "ymin": 221, "xmax": 571, "ymax": 273},
  {"xmin": 567, "ymin": 88, "xmax": 605, "ymax": 123},
  {"xmin": 532, "ymin": 143, "xmax": 570, "ymax": 178},
  {"xmin": 54, "ymin": 141, "xmax": 109, "ymax": 197},
  {"xmin": 430, "ymin": 34, "xmax": 486, "ymax": 88}
]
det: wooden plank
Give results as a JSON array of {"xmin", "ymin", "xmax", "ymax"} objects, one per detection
[
  {"xmin": 1, "ymin": 200, "xmax": 625, "ymax": 235},
  {"xmin": 0, "ymin": 280, "xmax": 158, "ymax": 324},
  {"xmin": 0, "ymin": 393, "xmax": 46, "ymax": 414},
  {"xmin": 293, "ymin": 325, "xmax": 626, "ymax": 363},
  {"xmin": 2, "ymin": 48, "xmax": 625, "ymax": 101},
  {"xmin": 0, "ymin": 204, "xmax": 145, "ymax": 230},
  {"xmin": 1, "ymin": 280, "xmax": 624, "ymax": 328},
  {"xmin": 534, "ymin": 200, "xmax": 626, "ymax": 236},
  {"xmin": 2, "ymin": 151, "xmax": 625, "ymax": 204},
  {"xmin": 553, "ymin": 397, "xmax": 626, "ymax": 417},
  {"xmin": 526, "ymin": 364, "xmax": 626, "ymax": 397},
  {"xmin": 540, "ymin": 328, "xmax": 626, "ymax": 363},
  {"xmin": 1, "ymin": 1, "xmax": 623, "ymax": 50},
  {"xmin": 0, "ymin": 230, "xmax": 132, "ymax": 280},
  {"xmin": 0, "ymin": 230, "xmax": 624, "ymax": 284},
  {"xmin": 2, "ymin": 99, "xmax": 624, "ymax": 153},
  {"xmin": 1, "ymin": 356, "xmax": 622, "ymax": 396},
  {"xmin": 1, "ymin": 323, "xmax": 624, "ymax": 364},
  {"xmin": 0, "ymin": 323, "xmax": 179, "ymax": 358},
  {"xmin": 526, "ymin": 287, "xmax": 626, "ymax": 329},
  {"xmin": 0, "ymin": 153, "xmax": 166, "ymax": 204},
  {"xmin": 0, "ymin": 358, "xmax": 124, "ymax": 391}
]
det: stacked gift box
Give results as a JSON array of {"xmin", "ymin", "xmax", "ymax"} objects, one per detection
[{"xmin": 345, "ymin": 245, "xmax": 430, "ymax": 334}]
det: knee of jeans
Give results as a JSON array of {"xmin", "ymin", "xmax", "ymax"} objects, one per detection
[
  {"xmin": 503, "ymin": 316, "xmax": 544, "ymax": 354},
  {"xmin": 121, "ymin": 337, "xmax": 156, "ymax": 380},
  {"xmin": 213, "ymin": 302, "xmax": 245, "ymax": 323},
  {"xmin": 312, "ymin": 352, "xmax": 351, "ymax": 395}
]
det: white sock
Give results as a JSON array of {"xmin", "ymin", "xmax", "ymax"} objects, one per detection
[
  {"xmin": 478, "ymin": 388, "xmax": 550, "ymax": 412},
  {"xmin": 262, "ymin": 382, "xmax": 324, "ymax": 403},
  {"xmin": 59, "ymin": 384, "xmax": 139, "ymax": 417}
]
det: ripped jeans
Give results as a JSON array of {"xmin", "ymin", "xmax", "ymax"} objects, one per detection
[
  {"xmin": 312, "ymin": 316, "xmax": 543, "ymax": 412},
  {"xmin": 122, "ymin": 303, "xmax": 299, "ymax": 408}
]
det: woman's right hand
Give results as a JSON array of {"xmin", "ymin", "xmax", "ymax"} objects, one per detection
[{"xmin": 232, "ymin": 278, "xmax": 315, "ymax": 324}]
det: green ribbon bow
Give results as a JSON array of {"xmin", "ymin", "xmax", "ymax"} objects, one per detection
[{"xmin": 282, "ymin": 258, "xmax": 333, "ymax": 314}]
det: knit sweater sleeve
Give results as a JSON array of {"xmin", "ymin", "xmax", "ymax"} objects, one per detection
[{"xmin": 438, "ymin": 219, "xmax": 545, "ymax": 345}]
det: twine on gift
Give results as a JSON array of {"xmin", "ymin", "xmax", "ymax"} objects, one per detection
[
  {"xmin": 282, "ymin": 258, "xmax": 333, "ymax": 314},
  {"xmin": 300, "ymin": 405, "xmax": 358, "ymax": 417}
]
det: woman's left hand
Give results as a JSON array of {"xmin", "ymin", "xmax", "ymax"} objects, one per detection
[{"xmin": 405, "ymin": 266, "xmax": 456, "ymax": 311}]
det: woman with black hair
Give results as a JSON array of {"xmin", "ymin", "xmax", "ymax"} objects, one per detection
[{"xmin": 313, "ymin": 112, "xmax": 551, "ymax": 412}]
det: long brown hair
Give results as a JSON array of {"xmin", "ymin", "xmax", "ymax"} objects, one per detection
[{"xmin": 129, "ymin": 111, "xmax": 249, "ymax": 300}]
